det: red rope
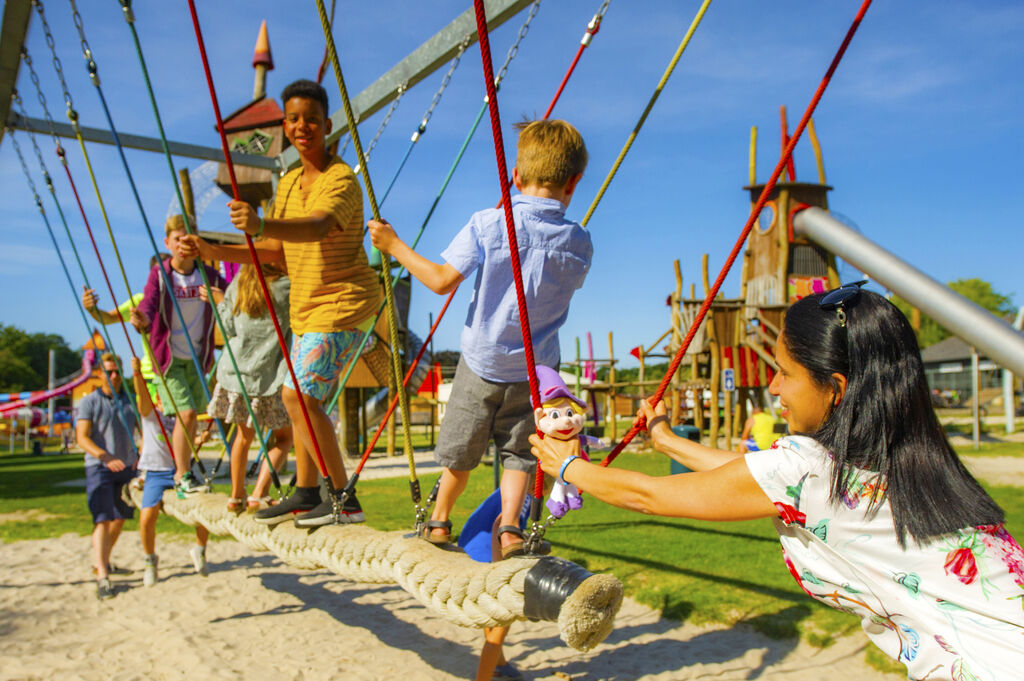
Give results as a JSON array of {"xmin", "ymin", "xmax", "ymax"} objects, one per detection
[
  {"xmin": 472, "ymin": 0, "xmax": 545, "ymax": 501},
  {"xmin": 601, "ymin": 0, "xmax": 873, "ymax": 468},
  {"xmin": 56, "ymin": 152, "xmax": 176, "ymax": 460},
  {"xmin": 542, "ymin": 12, "xmax": 602, "ymax": 120},
  {"xmin": 185, "ymin": 0, "xmax": 331, "ymax": 481}
]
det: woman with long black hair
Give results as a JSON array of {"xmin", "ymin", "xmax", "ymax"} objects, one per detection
[{"xmin": 532, "ymin": 284, "xmax": 1024, "ymax": 680}]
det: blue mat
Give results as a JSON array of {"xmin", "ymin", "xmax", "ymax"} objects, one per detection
[{"xmin": 457, "ymin": 489, "xmax": 530, "ymax": 563}]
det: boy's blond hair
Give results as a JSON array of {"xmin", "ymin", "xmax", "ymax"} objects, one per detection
[
  {"xmin": 100, "ymin": 352, "xmax": 120, "ymax": 366},
  {"xmin": 164, "ymin": 214, "xmax": 187, "ymax": 236},
  {"xmin": 514, "ymin": 119, "xmax": 587, "ymax": 187}
]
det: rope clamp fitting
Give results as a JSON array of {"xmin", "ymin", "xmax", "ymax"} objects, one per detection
[{"xmin": 121, "ymin": 2, "xmax": 135, "ymax": 23}]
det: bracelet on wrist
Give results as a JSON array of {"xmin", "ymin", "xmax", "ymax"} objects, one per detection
[
  {"xmin": 647, "ymin": 414, "xmax": 669, "ymax": 431},
  {"xmin": 558, "ymin": 455, "xmax": 581, "ymax": 484},
  {"xmin": 255, "ymin": 216, "xmax": 265, "ymax": 238}
]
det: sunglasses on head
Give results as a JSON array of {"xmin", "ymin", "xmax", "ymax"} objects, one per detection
[{"xmin": 819, "ymin": 280, "xmax": 867, "ymax": 327}]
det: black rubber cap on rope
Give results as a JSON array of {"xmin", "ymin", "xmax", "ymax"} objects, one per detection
[{"xmin": 523, "ymin": 556, "xmax": 594, "ymax": 622}]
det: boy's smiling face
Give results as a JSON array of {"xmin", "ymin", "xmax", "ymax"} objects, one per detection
[{"xmin": 283, "ymin": 96, "xmax": 331, "ymax": 156}]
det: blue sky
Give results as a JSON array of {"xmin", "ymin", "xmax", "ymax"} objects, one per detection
[{"xmin": 2, "ymin": 1, "xmax": 1022, "ymax": 376}]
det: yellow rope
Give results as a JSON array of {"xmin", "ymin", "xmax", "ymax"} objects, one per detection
[
  {"xmin": 314, "ymin": 0, "xmax": 416, "ymax": 484},
  {"xmin": 581, "ymin": 0, "xmax": 713, "ymax": 227}
]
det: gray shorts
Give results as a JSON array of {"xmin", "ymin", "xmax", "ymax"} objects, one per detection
[{"xmin": 434, "ymin": 357, "xmax": 536, "ymax": 473}]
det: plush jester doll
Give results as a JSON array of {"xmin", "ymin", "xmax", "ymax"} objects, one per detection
[{"xmin": 533, "ymin": 365, "xmax": 601, "ymax": 518}]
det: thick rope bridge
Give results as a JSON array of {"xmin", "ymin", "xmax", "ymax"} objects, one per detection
[{"xmin": 131, "ymin": 488, "xmax": 623, "ymax": 651}]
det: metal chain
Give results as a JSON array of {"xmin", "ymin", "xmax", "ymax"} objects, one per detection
[
  {"xmin": 11, "ymin": 90, "xmax": 56, "ymax": 192},
  {"xmin": 494, "ymin": 0, "xmax": 541, "ymax": 88},
  {"xmin": 7, "ymin": 130, "xmax": 44, "ymax": 211},
  {"xmin": 68, "ymin": 0, "xmax": 101, "ymax": 89},
  {"xmin": 414, "ymin": 33, "xmax": 472, "ymax": 141},
  {"xmin": 351, "ymin": 80, "xmax": 407, "ymax": 173},
  {"xmin": 31, "ymin": 0, "xmax": 76, "ymax": 117},
  {"xmin": 360, "ymin": 80, "xmax": 408, "ymax": 163},
  {"xmin": 20, "ymin": 48, "xmax": 68, "ymax": 162},
  {"xmin": 582, "ymin": 0, "xmax": 612, "ymax": 46}
]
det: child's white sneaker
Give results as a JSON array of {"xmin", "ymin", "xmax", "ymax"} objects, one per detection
[
  {"xmin": 143, "ymin": 554, "xmax": 158, "ymax": 587},
  {"xmin": 189, "ymin": 545, "xmax": 208, "ymax": 577}
]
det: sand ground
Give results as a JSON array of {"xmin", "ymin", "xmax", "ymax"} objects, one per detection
[{"xmin": 0, "ymin": 531, "xmax": 903, "ymax": 681}]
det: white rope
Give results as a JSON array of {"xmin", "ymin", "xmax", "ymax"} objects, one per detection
[{"xmin": 132, "ymin": 488, "xmax": 622, "ymax": 650}]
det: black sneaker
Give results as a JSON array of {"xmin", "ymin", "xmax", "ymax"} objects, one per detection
[
  {"xmin": 294, "ymin": 492, "xmax": 365, "ymax": 527},
  {"xmin": 253, "ymin": 487, "xmax": 320, "ymax": 526}
]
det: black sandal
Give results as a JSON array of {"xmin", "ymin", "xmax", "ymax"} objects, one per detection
[
  {"xmin": 422, "ymin": 519, "xmax": 453, "ymax": 545},
  {"xmin": 498, "ymin": 525, "xmax": 526, "ymax": 559},
  {"xmin": 499, "ymin": 525, "xmax": 552, "ymax": 559}
]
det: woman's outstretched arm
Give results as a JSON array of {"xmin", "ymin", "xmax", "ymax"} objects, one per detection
[{"xmin": 530, "ymin": 433, "xmax": 776, "ymax": 522}]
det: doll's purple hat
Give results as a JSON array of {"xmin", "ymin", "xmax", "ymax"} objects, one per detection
[{"xmin": 536, "ymin": 365, "xmax": 587, "ymax": 409}]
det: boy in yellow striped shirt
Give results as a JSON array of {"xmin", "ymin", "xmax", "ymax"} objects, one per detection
[{"xmin": 182, "ymin": 79, "xmax": 381, "ymax": 526}]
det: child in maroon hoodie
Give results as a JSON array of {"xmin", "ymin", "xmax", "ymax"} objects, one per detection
[{"xmin": 132, "ymin": 214, "xmax": 226, "ymax": 492}]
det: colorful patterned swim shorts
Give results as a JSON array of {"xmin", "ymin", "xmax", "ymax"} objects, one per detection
[{"xmin": 284, "ymin": 330, "xmax": 362, "ymax": 401}]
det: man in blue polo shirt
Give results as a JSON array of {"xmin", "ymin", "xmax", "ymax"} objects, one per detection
[{"xmin": 76, "ymin": 353, "xmax": 138, "ymax": 600}]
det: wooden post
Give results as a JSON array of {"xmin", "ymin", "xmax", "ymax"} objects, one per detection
[
  {"xmin": 669, "ymin": 260, "xmax": 683, "ymax": 425},
  {"xmin": 608, "ymin": 332, "xmax": 617, "ymax": 441},
  {"xmin": 702, "ymin": 254, "xmax": 720, "ymax": 447},
  {"xmin": 178, "ymin": 168, "xmax": 197, "ymax": 227},
  {"xmin": 637, "ymin": 344, "xmax": 645, "ymax": 418}
]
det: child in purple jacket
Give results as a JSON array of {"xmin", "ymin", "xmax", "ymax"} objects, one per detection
[{"xmin": 131, "ymin": 215, "xmax": 226, "ymax": 493}]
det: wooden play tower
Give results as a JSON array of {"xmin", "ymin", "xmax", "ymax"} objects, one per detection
[{"xmin": 666, "ymin": 108, "xmax": 840, "ymax": 448}]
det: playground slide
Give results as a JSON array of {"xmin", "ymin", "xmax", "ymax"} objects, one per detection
[
  {"xmin": 0, "ymin": 349, "xmax": 97, "ymax": 415},
  {"xmin": 793, "ymin": 208, "xmax": 1024, "ymax": 376}
]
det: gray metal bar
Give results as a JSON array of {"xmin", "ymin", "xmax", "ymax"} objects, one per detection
[
  {"xmin": 280, "ymin": 0, "xmax": 534, "ymax": 170},
  {"xmin": 794, "ymin": 207, "xmax": 1024, "ymax": 376},
  {"xmin": 5, "ymin": 112, "xmax": 279, "ymax": 170},
  {"xmin": 0, "ymin": 0, "xmax": 32, "ymax": 145}
]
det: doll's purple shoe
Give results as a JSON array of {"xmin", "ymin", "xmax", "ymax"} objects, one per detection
[{"xmin": 546, "ymin": 497, "xmax": 568, "ymax": 518}]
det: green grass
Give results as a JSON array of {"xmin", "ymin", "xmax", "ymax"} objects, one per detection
[
  {"xmin": 952, "ymin": 440, "xmax": 1024, "ymax": 458},
  {"xmin": 3, "ymin": 440, "xmax": 1023, "ymax": 665}
]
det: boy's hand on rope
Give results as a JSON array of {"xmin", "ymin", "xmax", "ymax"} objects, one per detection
[
  {"xmin": 178, "ymin": 234, "xmax": 209, "ymax": 260},
  {"xmin": 81, "ymin": 286, "xmax": 99, "ymax": 310},
  {"xmin": 129, "ymin": 307, "xmax": 150, "ymax": 334},
  {"xmin": 367, "ymin": 219, "xmax": 397, "ymax": 253},
  {"xmin": 227, "ymin": 199, "xmax": 260, "ymax": 235},
  {"xmin": 198, "ymin": 285, "xmax": 224, "ymax": 305}
]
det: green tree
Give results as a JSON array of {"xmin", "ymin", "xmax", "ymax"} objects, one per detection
[
  {"xmin": 892, "ymin": 278, "xmax": 1016, "ymax": 348},
  {"xmin": 0, "ymin": 325, "xmax": 81, "ymax": 392}
]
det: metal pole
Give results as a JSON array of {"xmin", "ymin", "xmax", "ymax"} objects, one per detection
[
  {"xmin": 972, "ymin": 349, "xmax": 980, "ymax": 449},
  {"xmin": 1004, "ymin": 307, "xmax": 1023, "ymax": 434},
  {"xmin": 794, "ymin": 208, "xmax": 1024, "ymax": 376},
  {"xmin": 47, "ymin": 348, "xmax": 55, "ymax": 437}
]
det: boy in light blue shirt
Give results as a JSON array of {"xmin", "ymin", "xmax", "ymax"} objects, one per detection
[{"xmin": 369, "ymin": 119, "xmax": 592, "ymax": 558}]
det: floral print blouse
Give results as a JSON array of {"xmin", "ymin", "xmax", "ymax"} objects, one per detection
[{"xmin": 745, "ymin": 436, "xmax": 1024, "ymax": 680}]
